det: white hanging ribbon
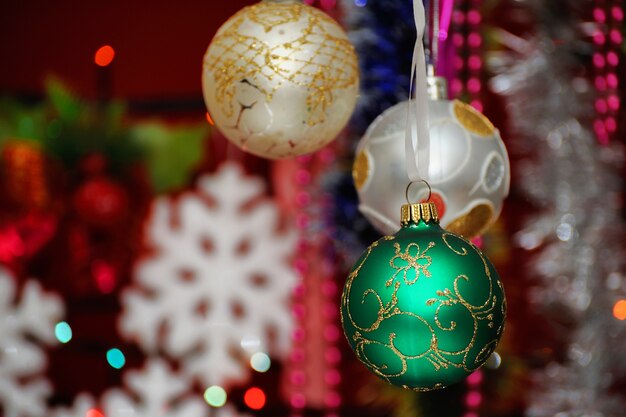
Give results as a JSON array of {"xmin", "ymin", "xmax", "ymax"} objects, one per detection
[{"xmin": 404, "ymin": 0, "xmax": 430, "ymax": 183}]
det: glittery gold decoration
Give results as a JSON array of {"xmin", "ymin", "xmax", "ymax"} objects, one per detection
[
  {"xmin": 400, "ymin": 202, "xmax": 439, "ymax": 226},
  {"xmin": 205, "ymin": 2, "xmax": 357, "ymax": 123},
  {"xmin": 352, "ymin": 150, "xmax": 370, "ymax": 191},
  {"xmin": 453, "ymin": 100, "xmax": 496, "ymax": 136},
  {"xmin": 387, "ymin": 241, "xmax": 435, "ymax": 286},
  {"xmin": 202, "ymin": 1, "xmax": 359, "ymax": 159},
  {"xmin": 446, "ymin": 204, "xmax": 494, "ymax": 238},
  {"xmin": 249, "ymin": 2, "xmax": 301, "ymax": 30},
  {"xmin": 341, "ymin": 214, "xmax": 506, "ymax": 390}
]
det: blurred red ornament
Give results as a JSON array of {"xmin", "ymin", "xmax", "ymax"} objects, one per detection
[
  {"xmin": 73, "ymin": 177, "xmax": 129, "ymax": 227},
  {"xmin": 92, "ymin": 259, "xmax": 118, "ymax": 294},
  {"xmin": 0, "ymin": 227, "xmax": 25, "ymax": 264},
  {"xmin": 80, "ymin": 153, "xmax": 108, "ymax": 176},
  {"xmin": 0, "ymin": 213, "xmax": 57, "ymax": 265},
  {"xmin": 67, "ymin": 224, "xmax": 91, "ymax": 267}
]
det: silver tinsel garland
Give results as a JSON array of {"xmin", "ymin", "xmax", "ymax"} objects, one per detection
[{"xmin": 489, "ymin": 1, "xmax": 626, "ymax": 416}]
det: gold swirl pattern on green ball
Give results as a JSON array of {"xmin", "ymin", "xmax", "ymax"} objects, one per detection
[
  {"xmin": 341, "ymin": 225, "xmax": 506, "ymax": 391},
  {"xmin": 204, "ymin": 2, "xmax": 359, "ymax": 127}
]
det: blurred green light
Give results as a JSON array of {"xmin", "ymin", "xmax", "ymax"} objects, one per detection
[
  {"xmin": 106, "ymin": 348, "xmax": 126, "ymax": 369},
  {"xmin": 250, "ymin": 352, "xmax": 271, "ymax": 373},
  {"xmin": 54, "ymin": 321, "xmax": 73, "ymax": 344},
  {"xmin": 47, "ymin": 119, "xmax": 62, "ymax": 139},
  {"xmin": 204, "ymin": 385, "xmax": 227, "ymax": 407}
]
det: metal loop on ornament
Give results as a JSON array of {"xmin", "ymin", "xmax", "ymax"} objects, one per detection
[{"xmin": 405, "ymin": 179, "xmax": 432, "ymax": 205}]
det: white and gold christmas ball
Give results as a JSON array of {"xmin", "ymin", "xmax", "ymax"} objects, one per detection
[
  {"xmin": 353, "ymin": 95, "xmax": 510, "ymax": 239},
  {"xmin": 202, "ymin": 0, "xmax": 359, "ymax": 159}
]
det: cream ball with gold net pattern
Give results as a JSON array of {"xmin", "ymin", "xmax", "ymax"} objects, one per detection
[{"xmin": 202, "ymin": 0, "xmax": 359, "ymax": 159}]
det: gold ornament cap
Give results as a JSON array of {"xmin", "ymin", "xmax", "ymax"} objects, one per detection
[{"xmin": 401, "ymin": 202, "xmax": 439, "ymax": 225}]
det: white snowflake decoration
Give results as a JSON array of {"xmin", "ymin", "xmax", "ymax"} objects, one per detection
[
  {"xmin": 121, "ymin": 163, "xmax": 297, "ymax": 385},
  {"xmin": 0, "ymin": 267, "xmax": 64, "ymax": 417},
  {"xmin": 49, "ymin": 394, "xmax": 96, "ymax": 417},
  {"xmin": 214, "ymin": 405, "xmax": 253, "ymax": 417},
  {"xmin": 102, "ymin": 359, "xmax": 207, "ymax": 417},
  {"xmin": 51, "ymin": 360, "xmax": 207, "ymax": 417}
]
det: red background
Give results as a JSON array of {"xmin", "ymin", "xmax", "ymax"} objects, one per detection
[{"xmin": 0, "ymin": 1, "xmax": 256, "ymax": 100}]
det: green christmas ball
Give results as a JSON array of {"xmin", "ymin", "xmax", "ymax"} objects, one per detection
[{"xmin": 340, "ymin": 202, "xmax": 506, "ymax": 391}]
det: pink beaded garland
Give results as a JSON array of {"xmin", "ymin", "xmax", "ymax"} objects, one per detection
[
  {"xmin": 454, "ymin": 2, "xmax": 490, "ymax": 410},
  {"xmin": 593, "ymin": 0, "xmax": 622, "ymax": 144}
]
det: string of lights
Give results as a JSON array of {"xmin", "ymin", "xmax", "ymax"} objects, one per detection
[{"xmin": 592, "ymin": 0, "xmax": 623, "ymax": 144}]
